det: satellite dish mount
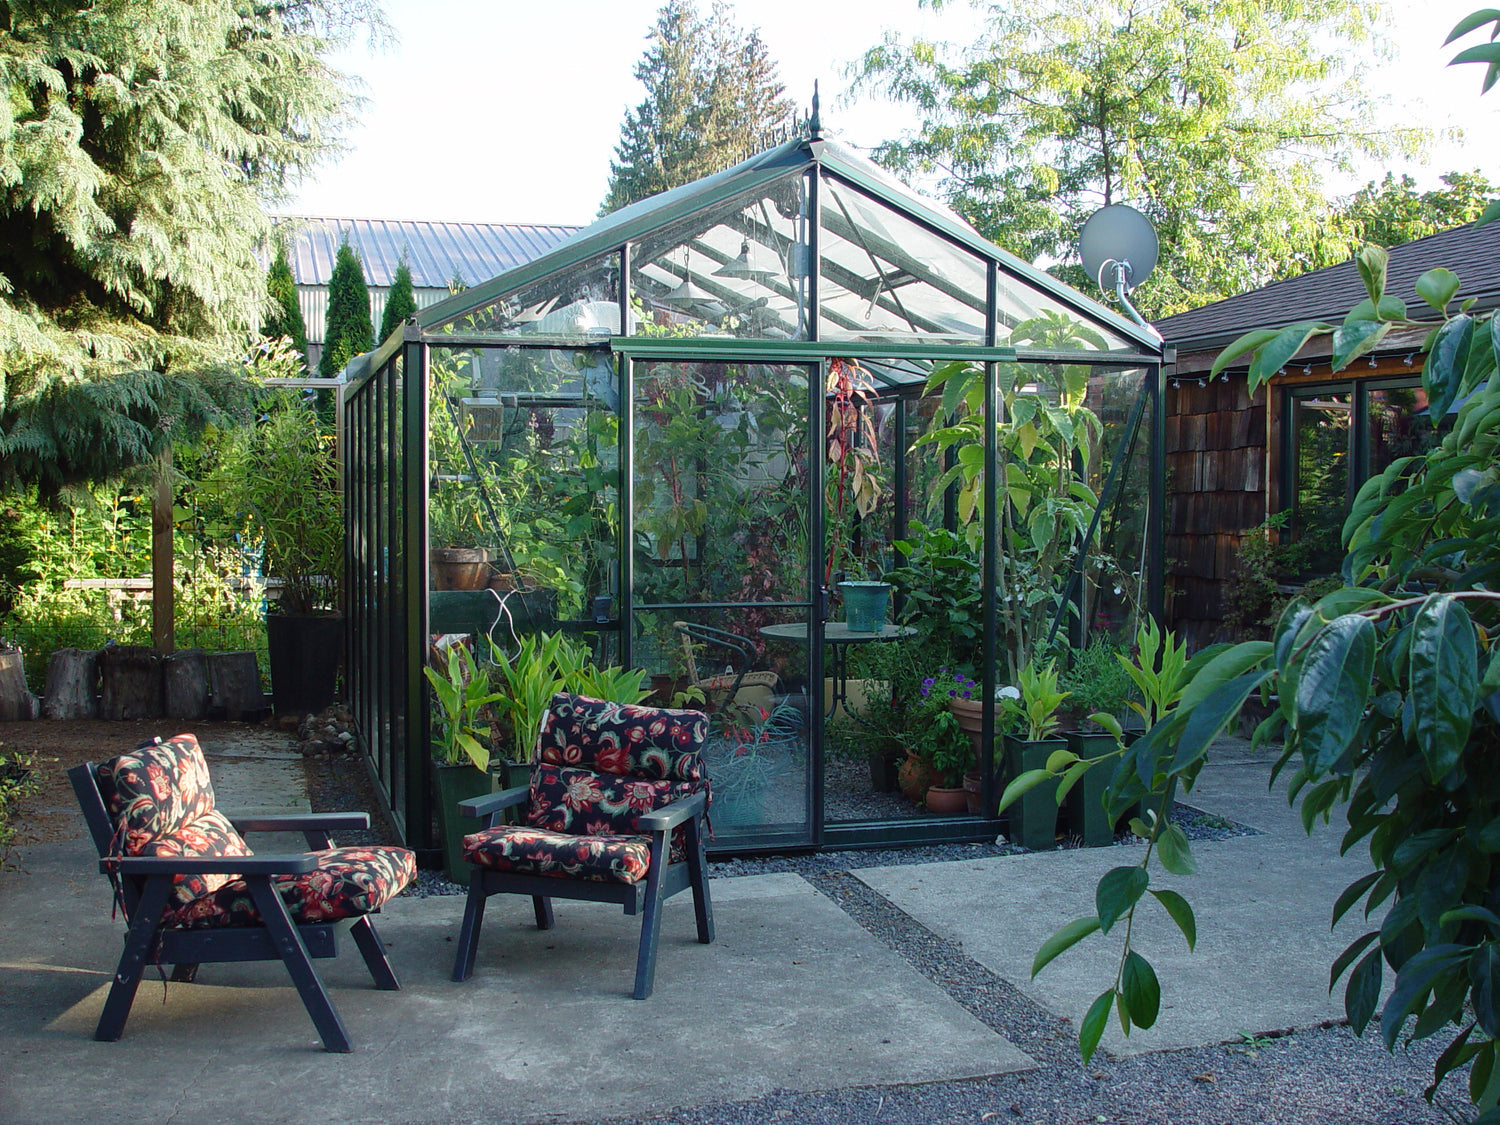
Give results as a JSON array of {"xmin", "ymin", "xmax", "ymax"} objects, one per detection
[{"xmin": 1078, "ymin": 204, "xmax": 1161, "ymax": 339}]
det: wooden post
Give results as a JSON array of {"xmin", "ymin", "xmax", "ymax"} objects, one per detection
[
  {"xmin": 0, "ymin": 650, "xmax": 40, "ymax": 720},
  {"xmin": 98, "ymin": 645, "xmax": 163, "ymax": 720},
  {"xmin": 208, "ymin": 651, "xmax": 266, "ymax": 720},
  {"xmin": 163, "ymin": 648, "xmax": 210, "ymax": 720},
  {"xmin": 42, "ymin": 648, "xmax": 100, "ymax": 719},
  {"xmin": 152, "ymin": 448, "xmax": 174, "ymax": 655}
]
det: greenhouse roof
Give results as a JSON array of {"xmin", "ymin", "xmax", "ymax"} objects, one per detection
[{"xmin": 411, "ymin": 135, "xmax": 1162, "ymax": 376}]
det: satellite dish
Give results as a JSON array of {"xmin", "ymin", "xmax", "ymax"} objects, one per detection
[{"xmin": 1079, "ymin": 204, "xmax": 1158, "ymax": 293}]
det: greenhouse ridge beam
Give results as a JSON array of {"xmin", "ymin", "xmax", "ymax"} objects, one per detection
[{"xmin": 609, "ymin": 337, "xmax": 1018, "ymax": 368}]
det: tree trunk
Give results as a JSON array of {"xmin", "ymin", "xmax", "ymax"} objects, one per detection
[
  {"xmin": 208, "ymin": 651, "xmax": 266, "ymax": 720},
  {"xmin": 162, "ymin": 648, "xmax": 210, "ymax": 720},
  {"xmin": 0, "ymin": 650, "xmax": 40, "ymax": 721},
  {"xmin": 42, "ymin": 648, "xmax": 99, "ymax": 720},
  {"xmin": 98, "ymin": 645, "xmax": 163, "ymax": 720}
]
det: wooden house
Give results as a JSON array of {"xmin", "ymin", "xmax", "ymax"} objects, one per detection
[{"xmin": 1154, "ymin": 219, "xmax": 1500, "ymax": 648}]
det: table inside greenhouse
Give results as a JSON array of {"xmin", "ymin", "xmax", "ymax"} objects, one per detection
[{"xmin": 759, "ymin": 622, "xmax": 915, "ymax": 722}]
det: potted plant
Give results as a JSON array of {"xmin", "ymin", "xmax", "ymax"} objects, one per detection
[
  {"xmin": 217, "ymin": 391, "xmax": 344, "ymax": 716},
  {"xmin": 486, "ymin": 631, "xmax": 566, "ymax": 773},
  {"xmin": 425, "ymin": 640, "xmax": 505, "ymax": 882},
  {"xmin": 898, "ymin": 667, "xmax": 975, "ymax": 813},
  {"xmin": 700, "ymin": 700, "xmax": 800, "ymax": 827},
  {"xmin": 999, "ymin": 659, "xmax": 1070, "ymax": 850},
  {"xmin": 825, "ymin": 358, "xmax": 889, "ymax": 631},
  {"xmin": 1058, "ymin": 638, "xmax": 1141, "ymax": 845}
]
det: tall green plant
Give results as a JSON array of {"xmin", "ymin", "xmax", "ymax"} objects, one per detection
[{"xmin": 425, "ymin": 642, "xmax": 503, "ymax": 771}]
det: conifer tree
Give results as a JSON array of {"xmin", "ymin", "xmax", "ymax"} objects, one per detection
[
  {"xmin": 0, "ymin": 0, "xmax": 379, "ymax": 493},
  {"xmin": 319, "ymin": 243, "xmax": 374, "ymax": 377},
  {"xmin": 601, "ymin": 1, "xmax": 794, "ymax": 214},
  {"xmin": 264, "ymin": 243, "xmax": 309, "ymax": 366},
  {"xmin": 378, "ymin": 259, "xmax": 417, "ymax": 344}
]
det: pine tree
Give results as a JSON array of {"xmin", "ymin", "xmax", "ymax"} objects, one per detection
[
  {"xmin": 264, "ymin": 243, "xmax": 309, "ymax": 366},
  {"xmin": 378, "ymin": 259, "xmax": 417, "ymax": 344},
  {"xmin": 319, "ymin": 243, "xmax": 374, "ymax": 377},
  {"xmin": 600, "ymin": 1, "xmax": 795, "ymax": 214},
  {"xmin": 0, "ymin": 0, "xmax": 378, "ymax": 493}
]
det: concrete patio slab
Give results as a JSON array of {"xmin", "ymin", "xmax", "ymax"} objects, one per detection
[
  {"xmin": 0, "ymin": 852, "xmax": 1030, "ymax": 1125},
  {"xmin": 855, "ymin": 753, "xmax": 1378, "ymax": 1060}
]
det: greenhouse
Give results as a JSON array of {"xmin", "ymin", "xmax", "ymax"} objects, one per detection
[{"xmin": 341, "ymin": 122, "xmax": 1167, "ymax": 857}]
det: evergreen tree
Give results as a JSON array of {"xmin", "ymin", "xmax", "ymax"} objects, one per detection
[
  {"xmin": 264, "ymin": 243, "xmax": 309, "ymax": 366},
  {"xmin": 378, "ymin": 259, "xmax": 417, "ymax": 344},
  {"xmin": 0, "ymin": 0, "xmax": 378, "ymax": 493},
  {"xmin": 852, "ymin": 0, "xmax": 1423, "ymax": 317},
  {"xmin": 319, "ymin": 243, "xmax": 374, "ymax": 377},
  {"xmin": 601, "ymin": 1, "xmax": 795, "ymax": 214}
]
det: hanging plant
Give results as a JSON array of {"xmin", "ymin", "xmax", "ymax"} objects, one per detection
[{"xmin": 825, "ymin": 357, "xmax": 882, "ymax": 584}]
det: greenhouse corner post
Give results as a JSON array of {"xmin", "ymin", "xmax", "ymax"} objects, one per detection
[
  {"xmin": 403, "ymin": 334, "xmax": 430, "ymax": 844},
  {"xmin": 1149, "ymin": 348, "xmax": 1173, "ymax": 625},
  {"xmin": 981, "ymin": 259, "xmax": 1000, "ymax": 817},
  {"xmin": 620, "ymin": 350, "xmax": 635, "ymax": 674}
]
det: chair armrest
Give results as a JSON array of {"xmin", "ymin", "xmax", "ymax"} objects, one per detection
[
  {"xmin": 105, "ymin": 853, "xmax": 319, "ymax": 876},
  {"xmin": 637, "ymin": 789, "xmax": 707, "ymax": 833},
  {"xmin": 458, "ymin": 785, "xmax": 529, "ymax": 818},
  {"xmin": 232, "ymin": 813, "xmax": 371, "ymax": 834}
]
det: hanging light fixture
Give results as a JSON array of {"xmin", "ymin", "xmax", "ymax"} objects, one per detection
[
  {"xmin": 713, "ymin": 239, "xmax": 779, "ymax": 282},
  {"xmin": 660, "ymin": 249, "xmax": 714, "ymax": 305}
]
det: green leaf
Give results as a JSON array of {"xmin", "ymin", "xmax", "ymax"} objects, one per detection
[
  {"xmin": 1417, "ymin": 268, "xmax": 1462, "ymax": 312},
  {"xmin": 1346, "ymin": 947, "xmax": 1383, "ymax": 1037},
  {"xmin": 998, "ymin": 768, "xmax": 1059, "ymax": 813},
  {"xmin": 1157, "ymin": 821, "xmax": 1197, "ymax": 875},
  {"xmin": 1443, "ymin": 905, "xmax": 1500, "ymax": 930},
  {"xmin": 1409, "ymin": 595, "xmax": 1479, "ymax": 781},
  {"xmin": 1148, "ymin": 888, "xmax": 1197, "ymax": 950},
  {"xmin": 1172, "ymin": 669, "xmax": 1274, "ymax": 776},
  {"xmin": 1175, "ymin": 641, "xmax": 1274, "ymax": 713},
  {"xmin": 1382, "ymin": 944, "xmax": 1470, "ymax": 1050},
  {"xmin": 1210, "ymin": 328, "xmax": 1279, "ymax": 378},
  {"xmin": 1248, "ymin": 322, "xmax": 1329, "ymax": 390},
  {"xmin": 1356, "ymin": 245, "xmax": 1389, "ymax": 304},
  {"xmin": 1293, "ymin": 613, "xmax": 1376, "ymax": 774},
  {"xmin": 1331, "ymin": 320, "xmax": 1390, "ymax": 372},
  {"xmin": 1096, "ymin": 866, "xmax": 1150, "ymax": 933},
  {"xmin": 1330, "ymin": 930, "xmax": 1380, "ymax": 991},
  {"xmin": 1079, "ymin": 989, "xmax": 1114, "ymax": 1064},
  {"xmin": 1445, "ymin": 9, "xmax": 1500, "ymax": 44},
  {"xmin": 1474, "ymin": 943, "xmax": 1500, "ymax": 1038},
  {"xmin": 1426, "ymin": 315, "xmax": 1475, "ymax": 419},
  {"xmin": 1333, "ymin": 872, "xmax": 1383, "ymax": 927},
  {"xmin": 1032, "ymin": 916, "xmax": 1102, "ymax": 978},
  {"xmin": 1122, "ymin": 952, "xmax": 1161, "ymax": 1029}
]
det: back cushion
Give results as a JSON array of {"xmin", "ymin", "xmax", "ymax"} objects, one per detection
[
  {"xmin": 526, "ymin": 763, "xmax": 698, "ymax": 839},
  {"xmin": 99, "ymin": 734, "xmax": 252, "ymax": 903},
  {"xmin": 536, "ymin": 693, "xmax": 708, "ymax": 783}
]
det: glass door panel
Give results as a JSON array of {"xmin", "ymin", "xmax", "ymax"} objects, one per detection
[
  {"xmin": 629, "ymin": 359, "xmax": 816, "ymax": 849},
  {"xmin": 1289, "ymin": 390, "xmax": 1352, "ymax": 576}
]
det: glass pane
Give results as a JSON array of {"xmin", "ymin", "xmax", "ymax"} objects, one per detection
[
  {"xmin": 628, "ymin": 171, "xmax": 809, "ymax": 340},
  {"xmin": 819, "ymin": 177, "xmax": 988, "ymax": 344},
  {"xmin": 996, "ymin": 273, "xmax": 1138, "ymax": 353},
  {"xmin": 630, "ymin": 360, "xmax": 814, "ymax": 848},
  {"xmin": 1087, "ymin": 366, "xmax": 1152, "ymax": 645},
  {"xmin": 1291, "ymin": 391, "xmax": 1352, "ymax": 574},
  {"xmin": 429, "ymin": 251, "xmax": 621, "ymax": 339},
  {"xmin": 1368, "ymin": 382, "xmax": 1451, "ymax": 478}
]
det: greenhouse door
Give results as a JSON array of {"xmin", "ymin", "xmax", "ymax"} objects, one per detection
[{"xmin": 625, "ymin": 358, "xmax": 820, "ymax": 851}]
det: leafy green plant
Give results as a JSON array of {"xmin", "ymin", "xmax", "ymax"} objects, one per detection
[
  {"xmin": 825, "ymin": 357, "xmax": 883, "ymax": 584},
  {"xmin": 1002, "ymin": 659, "xmax": 1070, "ymax": 742},
  {"xmin": 487, "ymin": 631, "xmax": 567, "ymax": 763},
  {"xmin": 886, "ymin": 520, "xmax": 984, "ymax": 669},
  {"xmin": 1059, "ymin": 638, "xmax": 1139, "ymax": 726},
  {"xmin": 424, "ymin": 642, "xmax": 504, "ymax": 771},
  {"xmin": 0, "ymin": 746, "xmax": 38, "ymax": 868},
  {"xmin": 553, "ymin": 634, "xmax": 652, "ymax": 704}
]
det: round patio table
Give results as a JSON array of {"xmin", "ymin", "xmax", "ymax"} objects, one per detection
[{"xmin": 758, "ymin": 622, "xmax": 916, "ymax": 722}]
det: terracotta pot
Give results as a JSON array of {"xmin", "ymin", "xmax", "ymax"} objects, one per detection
[
  {"xmin": 431, "ymin": 547, "xmax": 493, "ymax": 591},
  {"xmin": 898, "ymin": 751, "xmax": 942, "ymax": 804},
  {"xmin": 963, "ymin": 769, "xmax": 986, "ymax": 816},
  {"xmin": 925, "ymin": 785, "xmax": 969, "ymax": 815}
]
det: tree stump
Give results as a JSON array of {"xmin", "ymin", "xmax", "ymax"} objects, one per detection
[
  {"xmin": 162, "ymin": 648, "xmax": 210, "ymax": 720},
  {"xmin": 43, "ymin": 648, "xmax": 99, "ymax": 720},
  {"xmin": 99, "ymin": 645, "xmax": 163, "ymax": 720},
  {"xmin": 208, "ymin": 651, "xmax": 265, "ymax": 720},
  {"xmin": 0, "ymin": 650, "xmax": 40, "ymax": 721}
]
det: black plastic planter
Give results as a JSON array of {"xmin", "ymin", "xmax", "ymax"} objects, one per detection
[{"xmin": 265, "ymin": 613, "xmax": 344, "ymax": 717}]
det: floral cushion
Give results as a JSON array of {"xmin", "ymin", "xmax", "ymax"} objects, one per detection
[
  {"xmin": 536, "ymin": 693, "xmax": 708, "ymax": 783},
  {"xmin": 165, "ymin": 845, "xmax": 417, "ymax": 930},
  {"xmin": 526, "ymin": 763, "xmax": 701, "ymax": 862},
  {"xmin": 463, "ymin": 825, "xmax": 652, "ymax": 885},
  {"xmin": 99, "ymin": 735, "xmax": 253, "ymax": 904}
]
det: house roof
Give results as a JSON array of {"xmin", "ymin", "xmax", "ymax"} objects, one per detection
[
  {"xmin": 1155, "ymin": 219, "xmax": 1500, "ymax": 355},
  {"xmin": 273, "ymin": 216, "xmax": 580, "ymax": 291}
]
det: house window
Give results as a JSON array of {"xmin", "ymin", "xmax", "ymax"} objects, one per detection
[{"xmin": 1281, "ymin": 376, "xmax": 1449, "ymax": 575}]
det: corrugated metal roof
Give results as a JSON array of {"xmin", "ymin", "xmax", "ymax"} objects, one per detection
[
  {"xmin": 274, "ymin": 217, "xmax": 580, "ymax": 290},
  {"xmin": 1155, "ymin": 219, "xmax": 1500, "ymax": 354}
]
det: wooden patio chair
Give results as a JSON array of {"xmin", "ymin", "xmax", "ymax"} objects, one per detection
[
  {"xmin": 70, "ymin": 733, "xmax": 416, "ymax": 1052},
  {"xmin": 450, "ymin": 692, "xmax": 714, "ymax": 999}
]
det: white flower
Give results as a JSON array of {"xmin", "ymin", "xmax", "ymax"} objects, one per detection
[{"xmin": 997, "ymin": 685, "xmax": 1021, "ymax": 701}]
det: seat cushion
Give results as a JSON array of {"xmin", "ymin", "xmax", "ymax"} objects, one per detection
[
  {"xmin": 536, "ymin": 693, "xmax": 708, "ymax": 783},
  {"xmin": 526, "ymin": 762, "xmax": 699, "ymax": 859},
  {"xmin": 462, "ymin": 825, "xmax": 651, "ymax": 885},
  {"xmin": 165, "ymin": 845, "xmax": 417, "ymax": 930}
]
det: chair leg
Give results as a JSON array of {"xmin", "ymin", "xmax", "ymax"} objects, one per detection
[
  {"xmin": 349, "ymin": 915, "xmax": 400, "ymax": 991},
  {"xmin": 245, "ymin": 875, "xmax": 351, "ymax": 1053},
  {"xmin": 686, "ymin": 815, "xmax": 715, "ymax": 945},
  {"xmin": 168, "ymin": 962, "xmax": 200, "ymax": 983},
  {"xmin": 95, "ymin": 875, "xmax": 173, "ymax": 1043},
  {"xmin": 532, "ymin": 896, "xmax": 554, "ymax": 930},
  {"xmin": 450, "ymin": 869, "xmax": 488, "ymax": 982},
  {"xmin": 633, "ymin": 835, "xmax": 669, "ymax": 1000}
]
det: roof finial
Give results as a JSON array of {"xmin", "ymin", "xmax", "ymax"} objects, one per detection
[{"xmin": 809, "ymin": 81, "xmax": 822, "ymax": 141}]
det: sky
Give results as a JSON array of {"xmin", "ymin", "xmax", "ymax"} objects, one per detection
[{"xmin": 281, "ymin": 0, "xmax": 1500, "ymax": 229}]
